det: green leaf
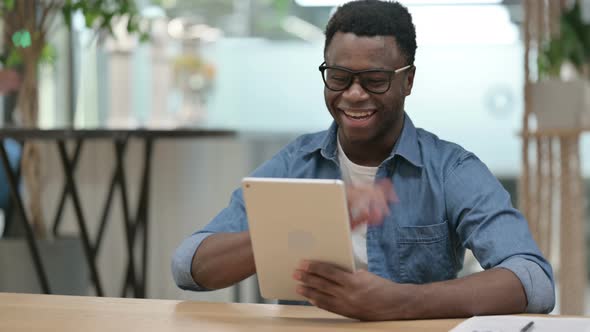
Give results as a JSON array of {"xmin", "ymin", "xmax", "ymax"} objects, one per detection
[
  {"xmin": 6, "ymin": 49, "xmax": 23, "ymax": 67},
  {"xmin": 139, "ymin": 32, "xmax": 150, "ymax": 43},
  {"xmin": 538, "ymin": 0, "xmax": 590, "ymax": 79},
  {"xmin": 85, "ymin": 11, "xmax": 99, "ymax": 28},
  {"xmin": 127, "ymin": 16, "xmax": 139, "ymax": 32},
  {"xmin": 12, "ymin": 30, "xmax": 31, "ymax": 48},
  {"xmin": 272, "ymin": 0, "xmax": 290, "ymax": 16},
  {"xmin": 59, "ymin": 0, "xmax": 149, "ymax": 45},
  {"xmin": 4, "ymin": 0, "xmax": 14, "ymax": 10},
  {"xmin": 120, "ymin": 1, "xmax": 130, "ymax": 14},
  {"xmin": 72, "ymin": 2, "xmax": 84, "ymax": 11},
  {"xmin": 40, "ymin": 44, "xmax": 57, "ymax": 64},
  {"xmin": 62, "ymin": 5, "xmax": 73, "ymax": 27}
]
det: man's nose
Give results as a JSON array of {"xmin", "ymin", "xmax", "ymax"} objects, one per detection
[{"xmin": 342, "ymin": 76, "xmax": 370, "ymax": 101}]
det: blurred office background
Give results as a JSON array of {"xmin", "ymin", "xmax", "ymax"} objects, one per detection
[{"xmin": 0, "ymin": 0, "xmax": 588, "ymax": 315}]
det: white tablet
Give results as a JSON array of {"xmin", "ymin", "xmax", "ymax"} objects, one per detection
[{"xmin": 242, "ymin": 177, "xmax": 356, "ymax": 301}]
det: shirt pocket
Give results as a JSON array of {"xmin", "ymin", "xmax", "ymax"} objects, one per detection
[{"xmin": 396, "ymin": 220, "xmax": 456, "ymax": 284}]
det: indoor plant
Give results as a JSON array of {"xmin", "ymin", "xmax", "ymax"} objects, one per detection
[{"xmin": 533, "ymin": 1, "xmax": 590, "ymax": 130}]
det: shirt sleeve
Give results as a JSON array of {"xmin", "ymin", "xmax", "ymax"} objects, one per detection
[
  {"xmin": 444, "ymin": 153, "xmax": 555, "ymax": 313},
  {"xmin": 496, "ymin": 257, "xmax": 555, "ymax": 313},
  {"xmin": 171, "ymin": 145, "xmax": 293, "ymax": 291},
  {"xmin": 171, "ymin": 232, "xmax": 214, "ymax": 291}
]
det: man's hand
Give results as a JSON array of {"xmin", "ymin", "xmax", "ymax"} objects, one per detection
[
  {"xmin": 346, "ymin": 178, "xmax": 397, "ymax": 230},
  {"xmin": 293, "ymin": 260, "xmax": 415, "ymax": 321}
]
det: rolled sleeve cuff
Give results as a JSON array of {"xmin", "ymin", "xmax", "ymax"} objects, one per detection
[
  {"xmin": 496, "ymin": 257, "xmax": 555, "ymax": 313},
  {"xmin": 171, "ymin": 232, "xmax": 214, "ymax": 291}
]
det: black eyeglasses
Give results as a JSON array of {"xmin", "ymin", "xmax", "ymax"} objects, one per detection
[{"xmin": 318, "ymin": 62, "xmax": 413, "ymax": 94}]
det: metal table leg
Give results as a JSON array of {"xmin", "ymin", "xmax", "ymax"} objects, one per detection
[
  {"xmin": 52, "ymin": 140, "xmax": 83, "ymax": 236},
  {"xmin": 93, "ymin": 143, "xmax": 128, "ymax": 258},
  {"xmin": 0, "ymin": 139, "xmax": 51, "ymax": 294},
  {"xmin": 111, "ymin": 139, "xmax": 139, "ymax": 298},
  {"xmin": 56, "ymin": 140, "xmax": 103, "ymax": 296},
  {"xmin": 121, "ymin": 137, "xmax": 153, "ymax": 298},
  {"xmin": 138, "ymin": 138, "xmax": 153, "ymax": 298}
]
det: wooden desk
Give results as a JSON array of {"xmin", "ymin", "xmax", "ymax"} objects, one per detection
[{"xmin": 0, "ymin": 293, "xmax": 463, "ymax": 331}]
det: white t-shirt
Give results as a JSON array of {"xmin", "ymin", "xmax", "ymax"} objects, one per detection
[{"xmin": 336, "ymin": 137, "xmax": 378, "ymax": 271}]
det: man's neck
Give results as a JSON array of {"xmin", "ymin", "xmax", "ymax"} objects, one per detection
[
  {"xmin": 339, "ymin": 118, "xmax": 404, "ymax": 167},
  {"xmin": 342, "ymin": 143, "xmax": 391, "ymax": 167}
]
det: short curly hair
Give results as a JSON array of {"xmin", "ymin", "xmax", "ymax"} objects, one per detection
[{"xmin": 324, "ymin": 0, "xmax": 417, "ymax": 65}]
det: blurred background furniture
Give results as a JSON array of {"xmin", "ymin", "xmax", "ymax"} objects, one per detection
[
  {"xmin": 0, "ymin": 138, "xmax": 21, "ymax": 234},
  {"xmin": 521, "ymin": 0, "xmax": 590, "ymax": 315},
  {"xmin": 0, "ymin": 128, "xmax": 235, "ymax": 298}
]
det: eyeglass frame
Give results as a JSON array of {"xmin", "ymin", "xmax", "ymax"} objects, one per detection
[{"xmin": 318, "ymin": 62, "xmax": 414, "ymax": 94}]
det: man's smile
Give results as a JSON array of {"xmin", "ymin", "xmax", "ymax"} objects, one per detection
[
  {"xmin": 338, "ymin": 107, "xmax": 377, "ymax": 121},
  {"xmin": 337, "ymin": 107, "xmax": 377, "ymax": 128}
]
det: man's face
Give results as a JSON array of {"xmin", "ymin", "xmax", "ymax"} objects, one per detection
[{"xmin": 323, "ymin": 32, "xmax": 415, "ymax": 147}]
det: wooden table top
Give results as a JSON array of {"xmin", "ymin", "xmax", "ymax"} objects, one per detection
[{"xmin": 0, "ymin": 293, "xmax": 464, "ymax": 331}]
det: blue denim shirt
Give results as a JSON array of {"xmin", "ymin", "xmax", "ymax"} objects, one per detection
[{"xmin": 172, "ymin": 114, "xmax": 555, "ymax": 313}]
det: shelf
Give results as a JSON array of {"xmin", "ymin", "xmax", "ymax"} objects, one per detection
[{"xmin": 520, "ymin": 127, "xmax": 590, "ymax": 138}]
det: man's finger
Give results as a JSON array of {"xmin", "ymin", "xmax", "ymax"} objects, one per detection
[
  {"xmin": 350, "ymin": 204, "xmax": 368, "ymax": 220},
  {"xmin": 300, "ymin": 261, "xmax": 351, "ymax": 286},
  {"xmin": 368, "ymin": 202, "xmax": 382, "ymax": 223},
  {"xmin": 350, "ymin": 218, "xmax": 366, "ymax": 230},
  {"xmin": 350, "ymin": 205, "xmax": 370, "ymax": 227},
  {"xmin": 296, "ymin": 285, "xmax": 343, "ymax": 314},
  {"xmin": 376, "ymin": 178, "xmax": 398, "ymax": 202},
  {"xmin": 293, "ymin": 270, "xmax": 341, "ymax": 297},
  {"xmin": 366, "ymin": 193, "xmax": 391, "ymax": 225},
  {"xmin": 373, "ymin": 192, "xmax": 388, "ymax": 214}
]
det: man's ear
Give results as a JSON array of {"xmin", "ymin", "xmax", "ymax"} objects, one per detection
[{"xmin": 403, "ymin": 66, "xmax": 416, "ymax": 96}]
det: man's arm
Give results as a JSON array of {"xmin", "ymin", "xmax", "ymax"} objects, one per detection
[
  {"xmin": 444, "ymin": 153, "xmax": 555, "ymax": 313},
  {"xmin": 413, "ymin": 267, "xmax": 526, "ymax": 318},
  {"xmin": 191, "ymin": 231, "xmax": 255, "ymax": 290},
  {"xmin": 294, "ymin": 261, "xmax": 526, "ymax": 321}
]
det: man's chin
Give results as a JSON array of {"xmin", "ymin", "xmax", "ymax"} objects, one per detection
[{"xmin": 339, "ymin": 129, "xmax": 372, "ymax": 146}]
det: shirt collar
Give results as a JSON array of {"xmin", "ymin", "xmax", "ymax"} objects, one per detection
[
  {"xmin": 391, "ymin": 113, "xmax": 423, "ymax": 168},
  {"xmin": 302, "ymin": 112, "xmax": 423, "ymax": 168}
]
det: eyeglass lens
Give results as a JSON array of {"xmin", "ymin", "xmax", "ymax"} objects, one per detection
[{"xmin": 322, "ymin": 67, "xmax": 391, "ymax": 93}]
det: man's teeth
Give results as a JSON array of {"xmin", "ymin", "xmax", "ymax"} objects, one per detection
[{"xmin": 343, "ymin": 110, "xmax": 374, "ymax": 118}]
